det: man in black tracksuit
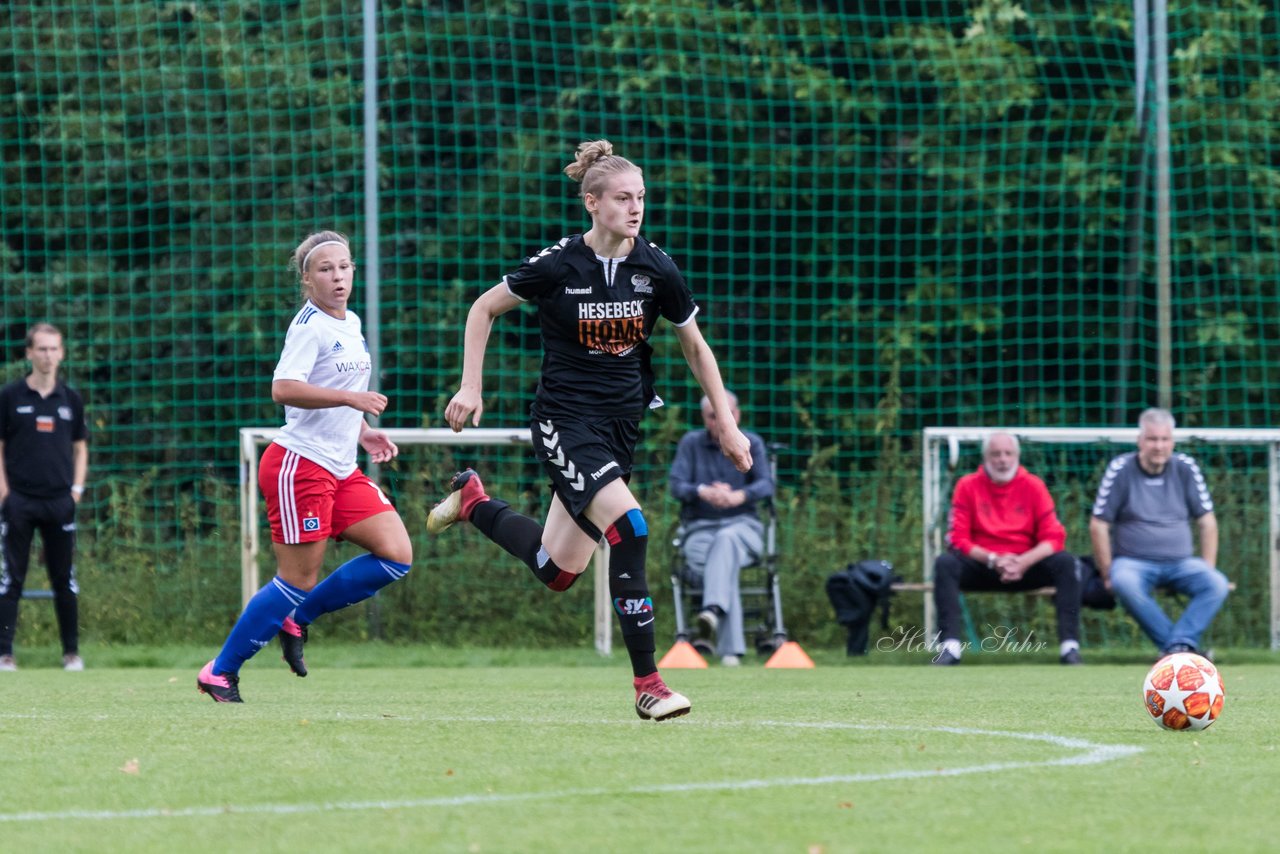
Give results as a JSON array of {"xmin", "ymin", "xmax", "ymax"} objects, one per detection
[{"xmin": 0, "ymin": 323, "xmax": 89, "ymax": 671}]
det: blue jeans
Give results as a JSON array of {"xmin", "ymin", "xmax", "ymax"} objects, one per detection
[{"xmin": 1109, "ymin": 556, "xmax": 1230, "ymax": 651}]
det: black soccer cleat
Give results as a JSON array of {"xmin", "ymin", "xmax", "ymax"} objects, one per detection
[
  {"xmin": 279, "ymin": 617, "xmax": 308, "ymax": 677},
  {"xmin": 197, "ymin": 660, "xmax": 244, "ymax": 703}
]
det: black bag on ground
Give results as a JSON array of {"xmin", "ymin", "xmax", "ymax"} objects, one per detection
[
  {"xmin": 1075, "ymin": 554, "xmax": 1117, "ymax": 610},
  {"xmin": 826, "ymin": 559, "xmax": 900, "ymax": 656}
]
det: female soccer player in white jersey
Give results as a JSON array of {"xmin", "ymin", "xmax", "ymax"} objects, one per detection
[
  {"xmin": 427, "ymin": 140, "xmax": 751, "ymax": 721},
  {"xmin": 198, "ymin": 231, "xmax": 413, "ymax": 702}
]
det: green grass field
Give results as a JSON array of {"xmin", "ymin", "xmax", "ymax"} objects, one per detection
[{"xmin": 2, "ymin": 644, "xmax": 1277, "ymax": 853}]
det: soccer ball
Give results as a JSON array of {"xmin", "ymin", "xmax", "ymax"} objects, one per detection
[{"xmin": 1142, "ymin": 652, "xmax": 1225, "ymax": 731}]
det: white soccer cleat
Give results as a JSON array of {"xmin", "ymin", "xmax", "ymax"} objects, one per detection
[
  {"xmin": 634, "ymin": 673, "xmax": 691, "ymax": 721},
  {"xmin": 63, "ymin": 654, "xmax": 84, "ymax": 672},
  {"xmin": 426, "ymin": 469, "xmax": 488, "ymax": 534},
  {"xmin": 426, "ymin": 490, "xmax": 462, "ymax": 534}
]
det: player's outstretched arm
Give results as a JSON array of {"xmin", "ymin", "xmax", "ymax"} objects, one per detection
[{"xmin": 444, "ymin": 283, "xmax": 522, "ymax": 432}]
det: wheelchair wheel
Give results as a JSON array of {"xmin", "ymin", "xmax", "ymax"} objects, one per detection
[{"xmin": 754, "ymin": 635, "xmax": 783, "ymax": 656}]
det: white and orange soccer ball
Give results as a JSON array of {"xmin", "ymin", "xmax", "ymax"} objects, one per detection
[{"xmin": 1142, "ymin": 652, "xmax": 1225, "ymax": 731}]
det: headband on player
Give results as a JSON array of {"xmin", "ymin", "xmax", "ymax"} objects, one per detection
[{"xmin": 301, "ymin": 240, "xmax": 348, "ymax": 272}]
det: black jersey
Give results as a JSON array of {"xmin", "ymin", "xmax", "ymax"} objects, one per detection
[
  {"xmin": 0, "ymin": 378, "xmax": 88, "ymax": 498},
  {"xmin": 503, "ymin": 234, "xmax": 698, "ymax": 418}
]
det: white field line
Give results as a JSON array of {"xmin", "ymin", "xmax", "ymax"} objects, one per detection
[{"xmin": 0, "ymin": 720, "xmax": 1142, "ymax": 825}]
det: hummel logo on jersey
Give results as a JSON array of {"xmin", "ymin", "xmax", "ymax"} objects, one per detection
[
  {"xmin": 331, "ymin": 341, "xmax": 345, "ymax": 352},
  {"xmin": 565, "ymin": 287, "xmax": 592, "ymax": 294},
  {"xmin": 591, "ymin": 461, "xmax": 619, "ymax": 481},
  {"xmin": 630, "ymin": 274, "xmax": 652, "ymax": 294}
]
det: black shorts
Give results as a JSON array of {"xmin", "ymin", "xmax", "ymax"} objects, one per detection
[{"xmin": 529, "ymin": 411, "xmax": 637, "ymax": 529}]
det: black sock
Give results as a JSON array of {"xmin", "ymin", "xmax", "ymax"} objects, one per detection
[
  {"xmin": 470, "ymin": 499, "xmax": 540, "ymax": 565},
  {"xmin": 470, "ymin": 499, "xmax": 579, "ymax": 590},
  {"xmin": 606, "ymin": 509, "xmax": 656, "ymax": 678}
]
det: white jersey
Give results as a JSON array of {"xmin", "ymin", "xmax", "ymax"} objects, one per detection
[{"xmin": 272, "ymin": 301, "xmax": 372, "ymax": 477}]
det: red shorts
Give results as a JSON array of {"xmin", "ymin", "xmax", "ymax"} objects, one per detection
[{"xmin": 259, "ymin": 442, "xmax": 395, "ymax": 544}]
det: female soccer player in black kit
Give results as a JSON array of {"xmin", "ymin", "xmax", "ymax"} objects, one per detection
[{"xmin": 428, "ymin": 139, "xmax": 751, "ymax": 721}]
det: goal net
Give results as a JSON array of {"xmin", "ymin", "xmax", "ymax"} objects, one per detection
[
  {"xmin": 238, "ymin": 427, "xmax": 616, "ymax": 656},
  {"xmin": 922, "ymin": 427, "xmax": 1280, "ymax": 651}
]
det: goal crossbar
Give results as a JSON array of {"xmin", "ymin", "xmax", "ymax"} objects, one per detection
[
  {"xmin": 922, "ymin": 427, "xmax": 1280, "ymax": 651},
  {"xmin": 237, "ymin": 427, "xmax": 616, "ymax": 656}
]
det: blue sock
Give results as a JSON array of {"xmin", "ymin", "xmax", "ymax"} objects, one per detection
[
  {"xmin": 293, "ymin": 554, "xmax": 411, "ymax": 625},
  {"xmin": 213, "ymin": 577, "xmax": 307, "ymax": 675}
]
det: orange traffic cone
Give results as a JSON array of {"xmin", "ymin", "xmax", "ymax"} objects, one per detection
[
  {"xmin": 658, "ymin": 640, "xmax": 708, "ymax": 669},
  {"xmin": 764, "ymin": 641, "xmax": 815, "ymax": 669}
]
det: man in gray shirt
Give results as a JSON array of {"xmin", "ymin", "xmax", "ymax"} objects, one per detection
[
  {"xmin": 1089, "ymin": 408, "xmax": 1230, "ymax": 657},
  {"xmin": 669, "ymin": 391, "xmax": 773, "ymax": 666}
]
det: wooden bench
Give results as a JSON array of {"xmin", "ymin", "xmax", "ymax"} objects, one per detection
[
  {"xmin": 892, "ymin": 581, "xmax": 1235, "ymax": 596},
  {"xmin": 892, "ymin": 581, "xmax": 1058, "ymax": 597},
  {"xmin": 893, "ymin": 580, "xmax": 1236, "ymax": 646}
]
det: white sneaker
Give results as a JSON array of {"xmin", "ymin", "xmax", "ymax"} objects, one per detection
[
  {"xmin": 720, "ymin": 655, "xmax": 741, "ymax": 667},
  {"xmin": 0, "ymin": 654, "xmax": 16, "ymax": 672},
  {"xmin": 63, "ymin": 654, "xmax": 84, "ymax": 672}
]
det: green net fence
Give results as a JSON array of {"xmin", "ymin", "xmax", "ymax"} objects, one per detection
[{"xmin": 3, "ymin": 1, "xmax": 1278, "ymax": 649}]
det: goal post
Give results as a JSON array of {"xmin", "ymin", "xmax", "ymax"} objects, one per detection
[
  {"xmin": 237, "ymin": 426, "xmax": 615, "ymax": 656},
  {"xmin": 922, "ymin": 426, "xmax": 1280, "ymax": 651}
]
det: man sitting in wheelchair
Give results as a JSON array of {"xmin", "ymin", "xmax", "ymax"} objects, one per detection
[{"xmin": 668, "ymin": 391, "xmax": 775, "ymax": 665}]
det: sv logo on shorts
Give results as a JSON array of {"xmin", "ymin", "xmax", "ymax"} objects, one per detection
[
  {"xmin": 302, "ymin": 517, "xmax": 321, "ymax": 532},
  {"xmin": 613, "ymin": 596, "xmax": 653, "ymax": 616}
]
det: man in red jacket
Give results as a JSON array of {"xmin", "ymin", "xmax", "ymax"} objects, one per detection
[{"xmin": 932, "ymin": 432, "xmax": 1081, "ymax": 666}]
